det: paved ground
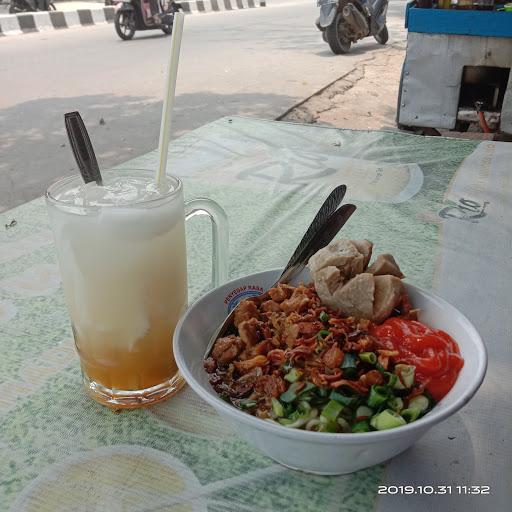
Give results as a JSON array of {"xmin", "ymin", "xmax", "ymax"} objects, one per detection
[
  {"xmin": 0, "ymin": 0, "xmax": 408, "ymax": 212},
  {"xmin": 282, "ymin": 46, "xmax": 406, "ymax": 130}
]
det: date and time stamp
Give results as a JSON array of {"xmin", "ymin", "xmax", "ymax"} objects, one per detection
[{"xmin": 378, "ymin": 485, "xmax": 491, "ymax": 495}]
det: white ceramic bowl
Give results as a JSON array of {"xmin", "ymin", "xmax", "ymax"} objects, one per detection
[{"xmin": 174, "ymin": 269, "xmax": 487, "ymax": 475}]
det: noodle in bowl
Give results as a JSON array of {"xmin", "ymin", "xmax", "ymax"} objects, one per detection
[{"xmin": 173, "ymin": 269, "xmax": 487, "ymax": 474}]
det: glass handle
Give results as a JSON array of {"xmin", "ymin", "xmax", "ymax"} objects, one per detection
[{"xmin": 185, "ymin": 198, "xmax": 229, "ymax": 288}]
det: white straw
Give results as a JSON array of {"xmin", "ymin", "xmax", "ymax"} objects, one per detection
[{"xmin": 155, "ymin": 12, "xmax": 185, "ymax": 186}]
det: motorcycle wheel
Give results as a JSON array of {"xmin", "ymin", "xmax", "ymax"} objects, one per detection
[
  {"xmin": 374, "ymin": 25, "xmax": 389, "ymax": 45},
  {"xmin": 115, "ymin": 10, "xmax": 136, "ymax": 41},
  {"xmin": 161, "ymin": 24, "xmax": 173, "ymax": 35},
  {"xmin": 326, "ymin": 15, "xmax": 351, "ymax": 55}
]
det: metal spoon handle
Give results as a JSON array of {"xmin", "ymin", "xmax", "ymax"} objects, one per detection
[
  {"xmin": 278, "ymin": 203, "xmax": 356, "ymax": 284},
  {"xmin": 282, "ymin": 184, "xmax": 346, "ymax": 277},
  {"xmin": 64, "ymin": 111, "xmax": 103, "ymax": 186}
]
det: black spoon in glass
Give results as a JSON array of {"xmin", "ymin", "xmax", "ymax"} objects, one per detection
[{"xmin": 64, "ymin": 111, "xmax": 103, "ymax": 186}]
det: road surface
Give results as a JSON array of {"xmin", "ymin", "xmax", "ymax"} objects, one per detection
[{"xmin": 0, "ymin": 0, "xmax": 407, "ymax": 211}]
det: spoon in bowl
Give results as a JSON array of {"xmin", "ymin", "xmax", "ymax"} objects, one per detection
[{"xmin": 204, "ymin": 191, "xmax": 356, "ymax": 359}]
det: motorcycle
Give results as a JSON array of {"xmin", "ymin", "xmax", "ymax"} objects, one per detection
[
  {"xmin": 8, "ymin": 0, "xmax": 55, "ymax": 13},
  {"xmin": 114, "ymin": 0, "xmax": 182, "ymax": 41},
  {"xmin": 315, "ymin": 0, "xmax": 389, "ymax": 55}
]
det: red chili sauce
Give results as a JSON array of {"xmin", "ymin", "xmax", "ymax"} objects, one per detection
[{"xmin": 372, "ymin": 318, "xmax": 464, "ymax": 401}]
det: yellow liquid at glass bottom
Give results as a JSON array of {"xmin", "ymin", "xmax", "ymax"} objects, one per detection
[{"xmin": 76, "ymin": 317, "xmax": 180, "ymax": 392}]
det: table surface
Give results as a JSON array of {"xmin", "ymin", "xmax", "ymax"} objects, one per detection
[{"xmin": 1, "ymin": 117, "xmax": 510, "ymax": 512}]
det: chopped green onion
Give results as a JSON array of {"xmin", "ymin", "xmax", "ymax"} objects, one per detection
[
  {"xmin": 422, "ymin": 389, "xmax": 437, "ymax": 407},
  {"xmin": 367, "ymin": 385, "xmax": 390, "ymax": 408},
  {"xmin": 408, "ymin": 395, "xmax": 429, "ymax": 412},
  {"xmin": 271, "ymin": 397, "xmax": 284, "ymax": 418},
  {"xmin": 280, "ymin": 382, "xmax": 317, "ymax": 404},
  {"xmin": 282, "ymin": 361, "xmax": 293, "ymax": 372},
  {"xmin": 278, "ymin": 417, "xmax": 309, "ymax": 428},
  {"xmin": 284, "ymin": 403, "xmax": 317, "ymax": 423},
  {"xmin": 395, "ymin": 364, "xmax": 415, "ymax": 389},
  {"xmin": 370, "ymin": 409, "xmax": 407, "ymax": 430},
  {"xmin": 352, "ymin": 420, "xmax": 371, "ymax": 433},
  {"xmin": 341, "ymin": 353, "xmax": 358, "ymax": 369},
  {"xmin": 320, "ymin": 400, "xmax": 344, "ymax": 423},
  {"xmin": 319, "ymin": 311, "xmax": 330, "ymax": 323},
  {"xmin": 355, "ymin": 405, "xmax": 374, "ymax": 420},
  {"xmin": 238, "ymin": 399, "xmax": 257, "ymax": 410},
  {"xmin": 393, "ymin": 380, "xmax": 405, "ymax": 391},
  {"xmin": 282, "ymin": 402, "xmax": 294, "ymax": 417},
  {"xmin": 318, "ymin": 421, "xmax": 338, "ymax": 433},
  {"xmin": 309, "ymin": 397, "xmax": 328, "ymax": 408},
  {"xmin": 401, "ymin": 408, "xmax": 421, "ymax": 423},
  {"xmin": 329, "ymin": 390, "xmax": 358, "ymax": 406},
  {"xmin": 298, "ymin": 382, "xmax": 317, "ymax": 396},
  {"xmin": 387, "ymin": 396, "xmax": 404, "ymax": 412},
  {"xmin": 298, "ymin": 401, "xmax": 312, "ymax": 415},
  {"xmin": 317, "ymin": 387, "xmax": 329, "ymax": 398},
  {"xmin": 286, "ymin": 408, "xmax": 302, "ymax": 422},
  {"xmin": 341, "ymin": 353, "xmax": 358, "ymax": 378},
  {"xmin": 279, "ymin": 382, "xmax": 302, "ymax": 403},
  {"xmin": 317, "ymin": 329, "xmax": 330, "ymax": 341},
  {"xmin": 337, "ymin": 417, "xmax": 351, "ymax": 433},
  {"xmin": 383, "ymin": 372, "xmax": 398, "ymax": 388},
  {"xmin": 359, "ymin": 352, "xmax": 377, "ymax": 364},
  {"xmin": 284, "ymin": 368, "xmax": 303, "ymax": 383},
  {"xmin": 318, "ymin": 416, "xmax": 338, "ymax": 433}
]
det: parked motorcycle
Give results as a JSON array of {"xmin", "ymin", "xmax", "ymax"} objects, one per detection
[
  {"xmin": 9, "ymin": 0, "xmax": 55, "ymax": 13},
  {"xmin": 114, "ymin": 0, "xmax": 182, "ymax": 41},
  {"xmin": 316, "ymin": 0, "xmax": 389, "ymax": 55}
]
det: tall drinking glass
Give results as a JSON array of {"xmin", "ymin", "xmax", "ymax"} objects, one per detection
[{"xmin": 46, "ymin": 169, "xmax": 228, "ymax": 408}]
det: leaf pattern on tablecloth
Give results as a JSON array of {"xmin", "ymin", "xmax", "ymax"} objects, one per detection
[{"xmin": 10, "ymin": 445, "xmax": 206, "ymax": 512}]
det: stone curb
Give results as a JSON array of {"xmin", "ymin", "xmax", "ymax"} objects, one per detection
[{"xmin": 0, "ymin": 1, "xmax": 266, "ymax": 36}]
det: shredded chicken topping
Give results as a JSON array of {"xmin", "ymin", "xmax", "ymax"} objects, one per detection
[{"xmin": 204, "ymin": 282, "xmax": 412, "ymax": 419}]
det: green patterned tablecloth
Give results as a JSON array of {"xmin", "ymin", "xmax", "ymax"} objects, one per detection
[{"xmin": 1, "ymin": 117, "xmax": 510, "ymax": 512}]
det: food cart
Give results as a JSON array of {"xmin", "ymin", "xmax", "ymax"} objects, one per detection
[{"xmin": 397, "ymin": 2, "xmax": 512, "ymax": 137}]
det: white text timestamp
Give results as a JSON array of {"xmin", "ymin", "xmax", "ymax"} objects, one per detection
[{"xmin": 378, "ymin": 485, "xmax": 491, "ymax": 495}]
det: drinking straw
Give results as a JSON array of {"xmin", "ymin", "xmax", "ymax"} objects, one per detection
[{"xmin": 155, "ymin": 12, "xmax": 185, "ymax": 186}]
